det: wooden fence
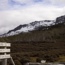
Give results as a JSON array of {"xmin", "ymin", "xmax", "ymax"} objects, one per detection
[{"xmin": 0, "ymin": 42, "xmax": 15, "ymax": 65}]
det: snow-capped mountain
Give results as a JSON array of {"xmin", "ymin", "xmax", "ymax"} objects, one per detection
[
  {"xmin": 1, "ymin": 15, "xmax": 65, "ymax": 37},
  {"xmin": 4, "ymin": 20, "xmax": 55, "ymax": 36}
]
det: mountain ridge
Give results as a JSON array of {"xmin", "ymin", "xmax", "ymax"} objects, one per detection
[{"xmin": 0, "ymin": 15, "xmax": 65, "ymax": 37}]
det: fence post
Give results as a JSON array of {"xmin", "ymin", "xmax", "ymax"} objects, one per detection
[
  {"xmin": 2, "ymin": 59, "xmax": 7, "ymax": 65},
  {"xmin": 2, "ymin": 45, "xmax": 7, "ymax": 65}
]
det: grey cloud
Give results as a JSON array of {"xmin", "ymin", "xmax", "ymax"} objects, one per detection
[
  {"xmin": 0, "ymin": 0, "xmax": 8, "ymax": 10},
  {"xmin": 0, "ymin": 0, "xmax": 65, "ymax": 10},
  {"xmin": 0, "ymin": 0, "xmax": 65, "ymax": 34},
  {"xmin": 0, "ymin": 5, "xmax": 65, "ymax": 34}
]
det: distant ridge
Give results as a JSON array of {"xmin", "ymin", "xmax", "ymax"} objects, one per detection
[{"xmin": 0, "ymin": 15, "xmax": 65, "ymax": 37}]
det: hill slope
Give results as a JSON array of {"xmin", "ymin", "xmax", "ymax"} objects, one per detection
[{"xmin": 0, "ymin": 15, "xmax": 65, "ymax": 64}]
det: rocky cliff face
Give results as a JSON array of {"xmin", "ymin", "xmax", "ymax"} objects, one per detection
[{"xmin": 56, "ymin": 15, "xmax": 65, "ymax": 24}]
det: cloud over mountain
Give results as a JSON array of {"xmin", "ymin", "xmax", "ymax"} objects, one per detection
[{"xmin": 0, "ymin": 0, "xmax": 65, "ymax": 34}]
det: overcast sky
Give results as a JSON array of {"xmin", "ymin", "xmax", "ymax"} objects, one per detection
[{"xmin": 0, "ymin": 0, "xmax": 65, "ymax": 34}]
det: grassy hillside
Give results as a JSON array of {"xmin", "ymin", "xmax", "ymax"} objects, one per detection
[{"xmin": 0, "ymin": 24, "xmax": 65, "ymax": 65}]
